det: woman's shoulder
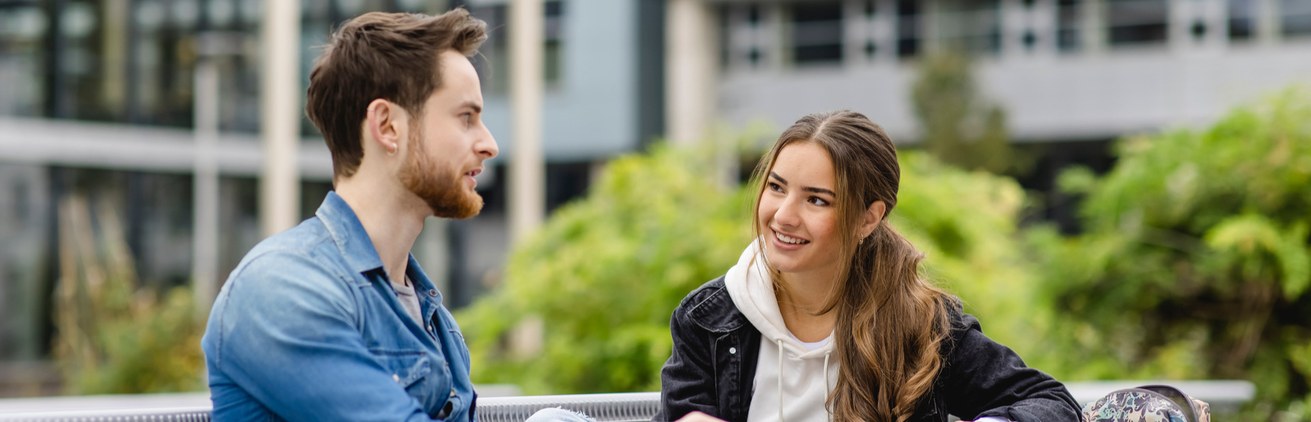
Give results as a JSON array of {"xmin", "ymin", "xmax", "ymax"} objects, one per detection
[
  {"xmin": 673, "ymin": 276, "xmax": 750, "ymax": 333},
  {"xmin": 941, "ymin": 296, "xmax": 979, "ymax": 333},
  {"xmin": 938, "ymin": 295, "xmax": 987, "ymax": 353}
]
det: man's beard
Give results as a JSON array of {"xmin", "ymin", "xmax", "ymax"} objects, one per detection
[{"xmin": 399, "ymin": 128, "xmax": 483, "ymax": 219}]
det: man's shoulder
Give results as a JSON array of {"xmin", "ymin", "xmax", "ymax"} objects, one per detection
[
  {"xmin": 228, "ymin": 218, "xmax": 343, "ymax": 285},
  {"xmin": 250, "ymin": 217, "xmax": 333, "ymax": 255}
]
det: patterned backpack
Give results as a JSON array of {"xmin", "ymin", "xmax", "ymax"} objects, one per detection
[{"xmin": 1081, "ymin": 384, "xmax": 1211, "ymax": 422}]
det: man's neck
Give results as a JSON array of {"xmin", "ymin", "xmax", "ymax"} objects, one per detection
[{"xmin": 335, "ymin": 177, "xmax": 428, "ymax": 283}]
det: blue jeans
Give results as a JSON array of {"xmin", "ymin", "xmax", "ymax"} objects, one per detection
[{"xmin": 524, "ymin": 407, "xmax": 596, "ymax": 422}]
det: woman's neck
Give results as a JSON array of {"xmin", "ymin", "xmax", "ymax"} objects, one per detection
[{"xmin": 776, "ymin": 272, "xmax": 839, "ymax": 342}]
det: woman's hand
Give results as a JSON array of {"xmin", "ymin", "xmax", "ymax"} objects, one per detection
[{"xmin": 675, "ymin": 411, "xmax": 726, "ymax": 422}]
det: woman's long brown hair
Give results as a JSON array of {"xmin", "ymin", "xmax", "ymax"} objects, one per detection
[{"xmin": 750, "ymin": 110, "xmax": 953, "ymax": 421}]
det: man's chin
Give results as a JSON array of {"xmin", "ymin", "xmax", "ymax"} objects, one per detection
[{"xmin": 429, "ymin": 195, "xmax": 483, "ymax": 220}]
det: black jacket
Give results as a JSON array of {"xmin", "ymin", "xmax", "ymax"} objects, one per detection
[{"xmin": 656, "ymin": 277, "xmax": 1080, "ymax": 422}]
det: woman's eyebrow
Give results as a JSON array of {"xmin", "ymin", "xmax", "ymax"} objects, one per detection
[{"xmin": 770, "ymin": 172, "xmax": 835, "ymax": 196}]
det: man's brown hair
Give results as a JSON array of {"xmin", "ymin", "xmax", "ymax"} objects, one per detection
[{"xmin": 306, "ymin": 9, "xmax": 488, "ymax": 179}]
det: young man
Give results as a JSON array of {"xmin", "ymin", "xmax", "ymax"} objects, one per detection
[{"xmin": 201, "ymin": 9, "xmax": 497, "ymax": 421}]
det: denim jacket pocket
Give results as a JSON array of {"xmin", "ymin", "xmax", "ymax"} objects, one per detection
[
  {"xmin": 373, "ymin": 349, "xmax": 447, "ymax": 412},
  {"xmin": 381, "ymin": 352, "xmax": 432, "ymax": 387}
]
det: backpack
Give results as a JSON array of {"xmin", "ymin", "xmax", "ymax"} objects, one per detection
[{"xmin": 1081, "ymin": 384, "xmax": 1211, "ymax": 422}]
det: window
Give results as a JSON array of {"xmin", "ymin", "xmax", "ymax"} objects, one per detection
[
  {"xmin": 719, "ymin": 4, "xmax": 767, "ymax": 71},
  {"xmin": 544, "ymin": 0, "xmax": 564, "ymax": 84},
  {"xmin": 1282, "ymin": 0, "xmax": 1311, "ymax": 38},
  {"xmin": 789, "ymin": 1, "xmax": 843, "ymax": 65},
  {"xmin": 469, "ymin": 5, "xmax": 509, "ymax": 92},
  {"xmin": 1057, "ymin": 0, "xmax": 1082, "ymax": 52},
  {"xmin": 1227, "ymin": 0, "xmax": 1256, "ymax": 41},
  {"xmin": 896, "ymin": 0, "xmax": 921, "ymax": 58},
  {"xmin": 1106, "ymin": 0, "xmax": 1169, "ymax": 47},
  {"xmin": 935, "ymin": 0, "xmax": 1002, "ymax": 55},
  {"xmin": 0, "ymin": 4, "xmax": 45, "ymax": 117},
  {"xmin": 468, "ymin": 1, "xmax": 565, "ymax": 94}
]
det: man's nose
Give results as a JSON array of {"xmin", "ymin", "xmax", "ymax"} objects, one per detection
[{"xmin": 478, "ymin": 126, "xmax": 498, "ymax": 159}]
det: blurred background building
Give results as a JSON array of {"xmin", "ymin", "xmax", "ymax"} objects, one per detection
[{"xmin": 0, "ymin": 0, "xmax": 1309, "ymax": 395}]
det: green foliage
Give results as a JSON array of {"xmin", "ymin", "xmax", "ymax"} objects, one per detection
[
  {"xmin": 53, "ymin": 194, "xmax": 205, "ymax": 394},
  {"xmin": 910, "ymin": 51, "xmax": 1030, "ymax": 175},
  {"xmin": 458, "ymin": 143, "xmax": 754, "ymax": 394},
  {"xmin": 891, "ymin": 153, "xmax": 1054, "ymax": 360},
  {"xmin": 1037, "ymin": 88, "xmax": 1311, "ymax": 416}
]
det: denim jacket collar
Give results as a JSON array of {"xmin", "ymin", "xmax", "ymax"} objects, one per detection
[
  {"xmin": 316, "ymin": 191, "xmax": 443, "ymax": 323},
  {"xmin": 686, "ymin": 276, "xmax": 751, "ymax": 333},
  {"xmin": 316, "ymin": 191, "xmax": 386, "ymax": 275}
]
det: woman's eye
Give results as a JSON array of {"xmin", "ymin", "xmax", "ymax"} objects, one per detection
[
  {"xmin": 767, "ymin": 182, "xmax": 783, "ymax": 192},
  {"xmin": 809, "ymin": 197, "xmax": 830, "ymax": 206}
]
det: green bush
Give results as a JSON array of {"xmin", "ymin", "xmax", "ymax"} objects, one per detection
[
  {"xmin": 1034, "ymin": 88, "xmax": 1311, "ymax": 419},
  {"xmin": 53, "ymin": 194, "xmax": 205, "ymax": 394}
]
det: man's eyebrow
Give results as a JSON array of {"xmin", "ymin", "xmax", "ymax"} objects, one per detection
[
  {"xmin": 770, "ymin": 172, "xmax": 835, "ymax": 196},
  {"xmin": 458, "ymin": 101, "xmax": 482, "ymax": 114}
]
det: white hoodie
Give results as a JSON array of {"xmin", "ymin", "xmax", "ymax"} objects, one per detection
[{"xmin": 725, "ymin": 241, "xmax": 837, "ymax": 422}]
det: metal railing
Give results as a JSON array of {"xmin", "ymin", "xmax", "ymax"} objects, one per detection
[{"xmin": 0, "ymin": 380, "xmax": 1255, "ymax": 422}]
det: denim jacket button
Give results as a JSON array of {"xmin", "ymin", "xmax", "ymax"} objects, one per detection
[
  {"xmin": 392, "ymin": 374, "xmax": 400, "ymax": 383},
  {"xmin": 428, "ymin": 290, "xmax": 438, "ymax": 297},
  {"xmin": 729, "ymin": 347, "xmax": 737, "ymax": 355}
]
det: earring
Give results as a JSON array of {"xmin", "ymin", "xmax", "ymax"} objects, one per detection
[{"xmin": 387, "ymin": 143, "xmax": 398, "ymax": 155}]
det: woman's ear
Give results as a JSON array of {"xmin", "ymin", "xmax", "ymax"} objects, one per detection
[
  {"xmin": 365, "ymin": 99, "xmax": 405, "ymax": 154},
  {"xmin": 858, "ymin": 200, "xmax": 887, "ymax": 240}
]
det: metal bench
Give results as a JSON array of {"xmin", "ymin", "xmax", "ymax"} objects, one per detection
[{"xmin": 0, "ymin": 380, "xmax": 1255, "ymax": 421}]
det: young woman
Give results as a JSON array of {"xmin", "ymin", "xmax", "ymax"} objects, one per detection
[{"xmin": 656, "ymin": 111, "xmax": 1079, "ymax": 422}]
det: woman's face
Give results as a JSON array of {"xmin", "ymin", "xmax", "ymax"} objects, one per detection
[{"xmin": 757, "ymin": 141, "xmax": 846, "ymax": 280}]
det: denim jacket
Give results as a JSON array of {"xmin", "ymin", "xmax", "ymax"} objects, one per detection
[
  {"xmin": 656, "ymin": 277, "xmax": 1080, "ymax": 422},
  {"xmin": 202, "ymin": 192, "xmax": 475, "ymax": 421}
]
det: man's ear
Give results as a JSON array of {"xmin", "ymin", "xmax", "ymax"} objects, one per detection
[
  {"xmin": 858, "ymin": 200, "xmax": 887, "ymax": 240},
  {"xmin": 365, "ymin": 99, "xmax": 405, "ymax": 154}
]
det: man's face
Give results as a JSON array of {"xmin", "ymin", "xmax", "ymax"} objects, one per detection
[{"xmin": 399, "ymin": 50, "xmax": 499, "ymax": 219}]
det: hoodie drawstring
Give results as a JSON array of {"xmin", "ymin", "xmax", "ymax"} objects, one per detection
[
  {"xmin": 775, "ymin": 340, "xmax": 835, "ymax": 422},
  {"xmin": 777, "ymin": 339, "xmax": 784, "ymax": 422},
  {"xmin": 823, "ymin": 351, "xmax": 832, "ymax": 422}
]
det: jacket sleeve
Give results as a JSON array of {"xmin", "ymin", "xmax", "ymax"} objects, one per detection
[
  {"xmin": 939, "ymin": 312, "xmax": 1081, "ymax": 422},
  {"xmin": 655, "ymin": 298, "xmax": 721, "ymax": 421}
]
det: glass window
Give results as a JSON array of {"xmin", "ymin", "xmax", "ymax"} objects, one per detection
[
  {"xmin": 468, "ymin": 1, "xmax": 564, "ymax": 94},
  {"xmin": 1283, "ymin": 0, "xmax": 1311, "ymax": 37},
  {"xmin": 719, "ymin": 4, "xmax": 766, "ymax": 71},
  {"xmin": 1106, "ymin": 0, "xmax": 1169, "ymax": 47},
  {"xmin": 468, "ymin": 5, "xmax": 508, "ymax": 93},
  {"xmin": 0, "ymin": 5, "xmax": 46, "ymax": 117},
  {"xmin": 789, "ymin": 1, "xmax": 843, "ymax": 65},
  {"xmin": 896, "ymin": 0, "xmax": 921, "ymax": 59},
  {"xmin": 544, "ymin": 0, "xmax": 564, "ymax": 86},
  {"xmin": 207, "ymin": 0, "xmax": 237, "ymax": 28},
  {"xmin": 1228, "ymin": 0, "xmax": 1256, "ymax": 41},
  {"xmin": 936, "ymin": 0, "xmax": 1002, "ymax": 55},
  {"xmin": 1057, "ymin": 0, "xmax": 1082, "ymax": 52}
]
